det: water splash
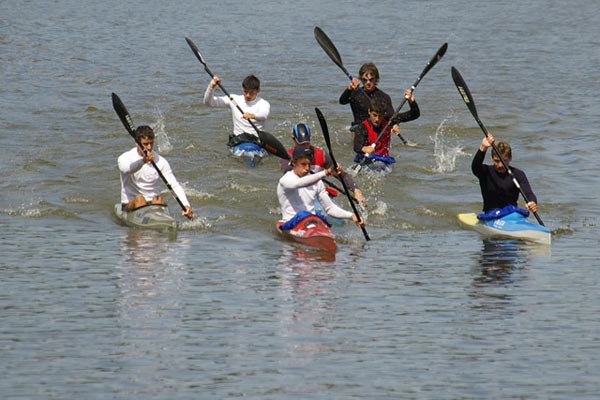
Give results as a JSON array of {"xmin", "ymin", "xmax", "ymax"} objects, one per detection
[
  {"xmin": 431, "ymin": 116, "xmax": 468, "ymax": 173},
  {"xmin": 151, "ymin": 108, "xmax": 173, "ymax": 153}
]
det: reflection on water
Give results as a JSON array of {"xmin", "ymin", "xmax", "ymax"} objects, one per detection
[
  {"xmin": 276, "ymin": 245, "xmax": 340, "ymax": 370},
  {"xmin": 473, "ymin": 239, "xmax": 551, "ymax": 286},
  {"xmin": 113, "ymin": 228, "xmax": 192, "ymax": 392},
  {"xmin": 475, "ymin": 239, "xmax": 524, "ymax": 284}
]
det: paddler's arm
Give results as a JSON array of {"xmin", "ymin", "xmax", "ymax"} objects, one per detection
[
  {"xmin": 390, "ymin": 88, "xmax": 420, "ymax": 124},
  {"xmin": 472, "ymin": 134, "xmax": 494, "ymax": 177},
  {"xmin": 339, "ymin": 77, "xmax": 360, "ymax": 104}
]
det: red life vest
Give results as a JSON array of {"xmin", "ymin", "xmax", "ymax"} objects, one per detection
[{"xmin": 362, "ymin": 119, "xmax": 391, "ymax": 156}]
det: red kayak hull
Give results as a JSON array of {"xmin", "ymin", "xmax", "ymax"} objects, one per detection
[{"xmin": 277, "ymin": 215, "xmax": 337, "ymax": 254}]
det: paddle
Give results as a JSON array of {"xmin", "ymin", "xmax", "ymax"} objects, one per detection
[
  {"xmin": 111, "ymin": 92, "xmax": 192, "ymax": 219},
  {"xmin": 371, "ymin": 42, "xmax": 448, "ymax": 147},
  {"xmin": 315, "ymin": 107, "xmax": 370, "ymax": 241},
  {"xmin": 185, "ymin": 37, "xmax": 290, "ymax": 160},
  {"xmin": 314, "ymin": 26, "xmax": 402, "ymax": 136},
  {"xmin": 314, "ymin": 26, "xmax": 355, "ymax": 82},
  {"xmin": 451, "ymin": 66, "xmax": 545, "ymax": 226},
  {"xmin": 323, "ymin": 177, "xmax": 358, "ymax": 204}
]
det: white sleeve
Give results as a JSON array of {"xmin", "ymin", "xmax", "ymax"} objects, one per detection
[
  {"xmin": 317, "ymin": 183, "xmax": 354, "ymax": 219},
  {"xmin": 118, "ymin": 149, "xmax": 144, "ymax": 174},
  {"xmin": 203, "ymin": 85, "xmax": 230, "ymax": 107},
  {"xmin": 279, "ymin": 170, "xmax": 327, "ymax": 189},
  {"xmin": 252, "ymin": 98, "xmax": 270, "ymax": 122}
]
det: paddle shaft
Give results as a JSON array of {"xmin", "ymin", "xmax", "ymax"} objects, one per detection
[
  {"xmin": 451, "ymin": 67, "xmax": 545, "ymax": 226},
  {"xmin": 323, "ymin": 177, "xmax": 358, "ymax": 204},
  {"xmin": 371, "ymin": 42, "xmax": 448, "ymax": 148},
  {"xmin": 315, "ymin": 107, "xmax": 370, "ymax": 241},
  {"xmin": 111, "ymin": 93, "xmax": 190, "ymax": 218},
  {"xmin": 185, "ymin": 37, "xmax": 290, "ymax": 160}
]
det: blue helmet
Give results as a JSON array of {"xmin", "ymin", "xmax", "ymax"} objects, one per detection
[{"xmin": 292, "ymin": 123, "xmax": 311, "ymax": 144}]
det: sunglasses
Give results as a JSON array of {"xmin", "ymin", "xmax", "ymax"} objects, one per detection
[{"xmin": 361, "ymin": 76, "xmax": 376, "ymax": 83}]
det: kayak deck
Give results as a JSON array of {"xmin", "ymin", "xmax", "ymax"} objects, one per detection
[
  {"xmin": 113, "ymin": 204, "xmax": 177, "ymax": 231},
  {"xmin": 277, "ymin": 215, "xmax": 337, "ymax": 254},
  {"xmin": 458, "ymin": 212, "xmax": 551, "ymax": 245}
]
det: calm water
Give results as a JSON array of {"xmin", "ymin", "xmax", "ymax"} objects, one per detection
[{"xmin": 1, "ymin": 0, "xmax": 599, "ymax": 398}]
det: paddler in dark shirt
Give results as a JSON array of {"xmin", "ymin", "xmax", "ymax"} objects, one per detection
[
  {"xmin": 472, "ymin": 133, "xmax": 538, "ymax": 213},
  {"xmin": 339, "ymin": 62, "xmax": 420, "ymax": 131}
]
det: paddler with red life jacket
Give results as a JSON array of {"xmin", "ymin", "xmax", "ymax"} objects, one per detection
[
  {"xmin": 280, "ymin": 123, "xmax": 367, "ymax": 206},
  {"xmin": 352, "ymin": 94, "xmax": 418, "ymax": 165}
]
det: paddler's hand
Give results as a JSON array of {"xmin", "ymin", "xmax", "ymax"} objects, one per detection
[
  {"xmin": 362, "ymin": 143, "xmax": 376, "ymax": 154},
  {"xmin": 526, "ymin": 201, "xmax": 537, "ymax": 213},
  {"xmin": 210, "ymin": 76, "xmax": 221, "ymax": 89},
  {"xmin": 351, "ymin": 214, "xmax": 365, "ymax": 227},
  {"xmin": 140, "ymin": 150, "xmax": 154, "ymax": 163},
  {"xmin": 480, "ymin": 134, "xmax": 494, "ymax": 151},
  {"xmin": 404, "ymin": 88, "xmax": 415, "ymax": 103},
  {"xmin": 182, "ymin": 206, "xmax": 193, "ymax": 219},
  {"xmin": 392, "ymin": 124, "xmax": 401, "ymax": 136},
  {"xmin": 325, "ymin": 165, "xmax": 342, "ymax": 177},
  {"xmin": 348, "ymin": 77, "xmax": 360, "ymax": 91},
  {"xmin": 353, "ymin": 188, "xmax": 367, "ymax": 207},
  {"xmin": 242, "ymin": 112, "xmax": 255, "ymax": 120}
]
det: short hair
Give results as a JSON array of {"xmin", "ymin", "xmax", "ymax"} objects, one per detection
[
  {"xmin": 135, "ymin": 125, "xmax": 155, "ymax": 141},
  {"xmin": 369, "ymin": 98, "xmax": 388, "ymax": 115},
  {"xmin": 492, "ymin": 141, "xmax": 512, "ymax": 159},
  {"xmin": 358, "ymin": 62, "xmax": 380, "ymax": 82},
  {"xmin": 242, "ymin": 75, "xmax": 260, "ymax": 91}
]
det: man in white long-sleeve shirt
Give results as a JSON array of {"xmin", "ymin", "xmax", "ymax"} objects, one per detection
[
  {"xmin": 277, "ymin": 146, "xmax": 364, "ymax": 227},
  {"xmin": 118, "ymin": 125, "xmax": 193, "ymax": 219},
  {"xmin": 203, "ymin": 74, "xmax": 270, "ymax": 147}
]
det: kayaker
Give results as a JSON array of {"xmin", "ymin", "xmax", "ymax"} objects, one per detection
[
  {"xmin": 279, "ymin": 123, "xmax": 367, "ymax": 206},
  {"xmin": 339, "ymin": 62, "xmax": 419, "ymax": 132},
  {"xmin": 203, "ymin": 74, "xmax": 270, "ymax": 148},
  {"xmin": 472, "ymin": 133, "xmax": 538, "ymax": 213},
  {"xmin": 352, "ymin": 97, "xmax": 416, "ymax": 164},
  {"xmin": 118, "ymin": 125, "xmax": 193, "ymax": 219},
  {"xmin": 277, "ymin": 146, "xmax": 364, "ymax": 227}
]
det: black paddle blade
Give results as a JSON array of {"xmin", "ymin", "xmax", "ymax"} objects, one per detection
[
  {"xmin": 314, "ymin": 26, "xmax": 351, "ymax": 77},
  {"xmin": 420, "ymin": 42, "xmax": 448, "ymax": 80},
  {"xmin": 257, "ymin": 130, "xmax": 290, "ymax": 160},
  {"xmin": 112, "ymin": 92, "xmax": 136, "ymax": 136},
  {"xmin": 314, "ymin": 107, "xmax": 335, "ymax": 165},
  {"xmin": 451, "ymin": 66, "xmax": 478, "ymax": 119},
  {"xmin": 185, "ymin": 37, "xmax": 206, "ymax": 66}
]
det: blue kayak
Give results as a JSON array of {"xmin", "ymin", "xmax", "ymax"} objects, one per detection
[
  {"xmin": 230, "ymin": 142, "xmax": 267, "ymax": 168},
  {"xmin": 457, "ymin": 210, "xmax": 551, "ymax": 245},
  {"xmin": 351, "ymin": 153, "xmax": 395, "ymax": 176}
]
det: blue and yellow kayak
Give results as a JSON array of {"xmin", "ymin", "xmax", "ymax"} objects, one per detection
[{"xmin": 457, "ymin": 210, "xmax": 551, "ymax": 245}]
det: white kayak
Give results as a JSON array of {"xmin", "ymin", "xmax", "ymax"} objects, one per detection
[
  {"xmin": 113, "ymin": 204, "xmax": 177, "ymax": 231},
  {"xmin": 458, "ymin": 211, "xmax": 551, "ymax": 245}
]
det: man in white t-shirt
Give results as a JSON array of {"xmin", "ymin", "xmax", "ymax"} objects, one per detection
[
  {"xmin": 204, "ymin": 74, "xmax": 270, "ymax": 147},
  {"xmin": 118, "ymin": 125, "xmax": 193, "ymax": 219}
]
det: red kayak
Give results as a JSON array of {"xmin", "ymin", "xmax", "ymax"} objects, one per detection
[{"xmin": 277, "ymin": 214, "xmax": 336, "ymax": 254}]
